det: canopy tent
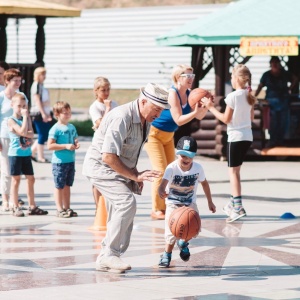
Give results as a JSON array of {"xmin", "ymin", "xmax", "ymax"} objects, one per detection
[
  {"xmin": 156, "ymin": 0, "xmax": 300, "ymax": 96},
  {"xmin": 157, "ymin": 0, "xmax": 300, "ymax": 47}
]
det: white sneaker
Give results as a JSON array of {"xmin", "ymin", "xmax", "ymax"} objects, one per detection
[
  {"xmin": 222, "ymin": 201, "xmax": 233, "ymax": 216},
  {"xmin": 226, "ymin": 208, "xmax": 246, "ymax": 223},
  {"xmin": 96, "ymin": 256, "xmax": 131, "ymax": 273}
]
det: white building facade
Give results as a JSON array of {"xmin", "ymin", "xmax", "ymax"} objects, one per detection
[{"xmin": 6, "ymin": 4, "xmax": 269, "ymax": 91}]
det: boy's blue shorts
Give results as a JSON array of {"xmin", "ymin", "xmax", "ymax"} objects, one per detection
[
  {"xmin": 52, "ymin": 162, "xmax": 75, "ymax": 189},
  {"xmin": 9, "ymin": 156, "xmax": 34, "ymax": 176}
]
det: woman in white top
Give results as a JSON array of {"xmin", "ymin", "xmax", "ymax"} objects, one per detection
[
  {"xmin": 30, "ymin": 67, "xmax": 52, "ymax": 163},
  {"xmin": 202, "ymin": 64, "xmax": 256, "ymax": 223},
  {"xmin": 89, "ymin": 77, "xmax": 117, "ymax": 209},
  {"xmin": 0, "ymin": 68, "xmax": 28, "ymax": 211}
]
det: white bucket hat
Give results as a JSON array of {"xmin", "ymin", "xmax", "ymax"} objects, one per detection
[{"xmin": 140, "ymin": 83, "xmax": 170, "ymax": 109}]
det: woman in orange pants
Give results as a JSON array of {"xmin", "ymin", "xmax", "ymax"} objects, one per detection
[{"xmin": 145, "ymin": 64, "xmax": 208, "ymax": 220}]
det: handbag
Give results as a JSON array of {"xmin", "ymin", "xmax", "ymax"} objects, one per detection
[
  {"xmin": 30, "ymin": 111, "xmax": 43, "ymax": 122},
  {"xmin": 30, "ymin": 83, "xmax": 44, "ymax": 122}
]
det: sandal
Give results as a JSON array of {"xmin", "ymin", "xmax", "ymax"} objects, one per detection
[
  {"xmin": 2, "ymin": 201, "xmax": 11, "ymax": 212},
  {"xmin": 28, "ymin": 206, "xmax": 48, "ymax": 215},
  {"xmin": 56, "ymin": 210, "xmax": 70, "ymax": 218},
  {"xmin": 13, "ymin": 207, "xmax": 25, "ymax": 217},
  {"xmin": 66, "ymin": 208, "xmax": 78, "ymax": 217},
  {"xmin": 18, "ymin": 198, "xmax": 25, "ymax": 205},
  {"xmin": 2, "ymin": 206, "xmax": 11, "ymax": 212},
  {"xmin": 31, "ymin": 156, "xmax": 37, "ymax": 162},
  {"xmin": 37, "ymin": 158, "xmax": 51, "ymax": 163}
]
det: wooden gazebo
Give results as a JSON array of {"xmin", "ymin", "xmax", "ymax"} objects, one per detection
[
  {"xmin": 156, "ymin": 0, "xmax": 300, "ymax": 158},
  {"xmin": 0, "ymin": 0, "xmax": 81, "ymax": 101}
]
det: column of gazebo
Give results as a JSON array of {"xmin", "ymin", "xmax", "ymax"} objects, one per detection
[{"xmin": 0, "ymin": 15, "xmax": 45, "ymax": 64}]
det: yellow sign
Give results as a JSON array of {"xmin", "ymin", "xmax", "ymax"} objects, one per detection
[{"xmin": 240, "ymin": 37, "xmax": 299, "ymax": 56}]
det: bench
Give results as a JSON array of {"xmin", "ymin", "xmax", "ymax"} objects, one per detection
[{"xmin": 261, "ymin": 147, "xmax": 300, "ymax": 156}]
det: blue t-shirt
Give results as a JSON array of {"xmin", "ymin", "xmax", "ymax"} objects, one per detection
[
  {"xmin": 48, "ymin": 123, "xmax": 78, "ymax": 163},
  {"xmin": 151, "ymin": 87, "xmax": 191, "ymax": 132},
  {"xmin": 8, "ymin": 117, "xmax": 32, "ymax": 157}
]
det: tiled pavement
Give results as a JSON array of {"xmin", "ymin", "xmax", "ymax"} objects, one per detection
[{"xmin": 0, "ymin": 138, "xmax": 299, "ymax": 300}]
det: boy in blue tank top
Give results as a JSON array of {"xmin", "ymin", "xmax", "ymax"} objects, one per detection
[
  {"xmin": 47, "ymin": 101, "xmax": 80, "ymax": 218},
  {"xmin": 7, "ymin": 93, "xmax": 48, "ymax": 217}
]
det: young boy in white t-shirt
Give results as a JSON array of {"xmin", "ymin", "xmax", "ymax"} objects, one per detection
[
  {"xmin": 89, "ymin": 77, "xmax": 118, "ymax": 131},
  {"xmin": 158, "ymin": 136, "xmax": 216, "ymax": 268}
]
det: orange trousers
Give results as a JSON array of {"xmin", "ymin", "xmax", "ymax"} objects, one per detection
[{"xmin": 144, "ymin": 126, "xmax": 175, "ymax": 212}]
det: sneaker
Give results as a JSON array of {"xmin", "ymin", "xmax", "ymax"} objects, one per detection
[
  {"xmin": 158, "ymin": 252, "xmax": 172, "ymax": 268},
  {"xmin": 177, "ymin": 239, "xmax": 190, "ymax": 262},
  {"xmin": 13, "ymin": 207, "xmax": 25, "ymax": 217},
  {"xmin": 96, "ymin": 256, "xmax": 131, "ymax": 273},
  {"xmin": 222, "ymin": 201, "xmax": 233, "ymax": 216},
  {"xmin": 226, "ymin": 208, "xmax": 246, "ymax": 223}
]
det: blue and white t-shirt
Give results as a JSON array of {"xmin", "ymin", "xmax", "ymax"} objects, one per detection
[{"xmin": 163, "ymin": 160, "xmax": 206, "ymax": 206}]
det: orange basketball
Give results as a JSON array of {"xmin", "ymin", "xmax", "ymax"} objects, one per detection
[
  {"xmin": 168, "ymin": 206, "xmax": 201, "ymax": 241},
  {"xmin": 188, "ymin": 88, "xmax": 210, "ymax": 109}
]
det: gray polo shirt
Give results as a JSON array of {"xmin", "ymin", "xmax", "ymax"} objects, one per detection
[{"xmin": 82, "ymin": 99, "xmax": 150, "ymax": 180}]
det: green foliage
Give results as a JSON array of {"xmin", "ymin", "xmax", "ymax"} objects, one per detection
[{"xmin": 70, "ymin": 119, "xmax": 94, "ymax": 136}]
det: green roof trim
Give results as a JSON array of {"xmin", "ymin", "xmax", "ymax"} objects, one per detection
[{"xmin": 157, "ymin": 0, "xmax": 300, "ymax": 46}]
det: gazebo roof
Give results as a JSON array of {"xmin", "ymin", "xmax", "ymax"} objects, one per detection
[
  {"xmin": 0, "ymin": 0, "xmax": 81, "ymax": 18},
  {"xmin": 156, "ymin": 0, "xmax": 300, "ymax": 46}
]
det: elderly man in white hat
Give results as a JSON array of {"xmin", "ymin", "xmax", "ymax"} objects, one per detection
[{"xmin": 83, "ymin": 83, "xmax": 170, "ymax": 273}]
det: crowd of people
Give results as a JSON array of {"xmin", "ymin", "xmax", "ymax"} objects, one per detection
[
  {"xmin": 0, "ymin": 57, "xmax": 297, "ymax": 273},
  {"xmin": 0, "ymin": 64, "xmax": 80, "ymax": 217}
]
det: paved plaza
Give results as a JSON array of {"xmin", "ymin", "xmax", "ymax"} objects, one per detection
[{"xmin": 0, "ymin": 138, "xmax": 299, "ymax": 300}]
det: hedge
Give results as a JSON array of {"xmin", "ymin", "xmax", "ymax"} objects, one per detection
[{"xmin": 70, "ymin": 119, "xmax": 94, "ymax": 136}]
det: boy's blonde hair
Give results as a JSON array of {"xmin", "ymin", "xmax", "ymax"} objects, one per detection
[
  {"xmin": 171, "ymin": 64, "xmax": 194, "ymax": 84},
  {"xmin": 53, "ymin": 101, "xmax": 71, "ymax": 117},
  {"xmin": 33, "ymin": 67, "xmax": 46, "ymax": 81},
  {"xmin": 232, "ymin": 64, "xmax": 256, "ymax": 106},
  {"xmin": 93, "ymin": 77, "xmax": 110, "ymax": 98},
  {"xmin": 11, "ymin": 92, "xmax": 26, "ymax": 103}
]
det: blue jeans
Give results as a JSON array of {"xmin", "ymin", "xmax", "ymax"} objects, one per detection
[{"xmin": 267, "ymin": 97, "xmax": 289, "ymax": 146}]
